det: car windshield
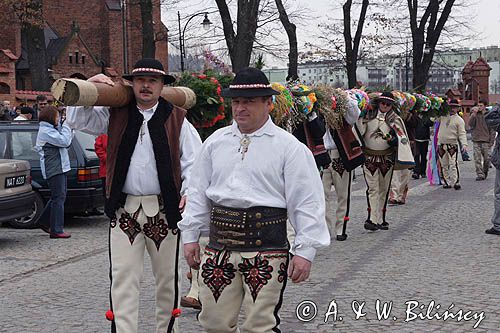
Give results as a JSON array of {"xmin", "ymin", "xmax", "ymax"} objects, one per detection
[
  {"xmin": 75, "ymin": 131, "xmax": 98, "ymax": 159},
  {"xmin": 0, "ymin": 132, "xmax": 6, "ymax": 158}
]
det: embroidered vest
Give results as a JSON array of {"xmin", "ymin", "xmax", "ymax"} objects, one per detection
[{"xmin": 105, "ymin": 97, "xmax": 186, "ymax": 228}]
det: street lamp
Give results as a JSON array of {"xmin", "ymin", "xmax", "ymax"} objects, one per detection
[{"xmin": 178, "ymin": 11, "xmax": 212, "ymax": 72}]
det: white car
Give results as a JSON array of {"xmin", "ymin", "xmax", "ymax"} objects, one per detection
[{"xmin": 0, "ymin": 159, "xmax": 36, "ymax": 226}]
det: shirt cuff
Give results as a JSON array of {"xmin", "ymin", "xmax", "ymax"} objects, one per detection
[
  {"xmin": 293, "ymin": 245, "xmax": 317, "ymax": 262},
  {"xmin": 180, "ymin": 230, "xmax": 200, "ymax": 244}
]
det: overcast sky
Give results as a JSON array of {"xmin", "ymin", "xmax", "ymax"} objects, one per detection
[{"xmin": 163, "ymin": 0, "xmax": 500, "ymax": 66}]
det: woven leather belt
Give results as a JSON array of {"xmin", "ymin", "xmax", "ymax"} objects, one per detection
[{"xmin": 209, "ymin": 205, "xmax": 288, "ymax": 251}]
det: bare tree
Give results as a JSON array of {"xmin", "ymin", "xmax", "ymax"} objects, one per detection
[
  {"xmin": 343, "ymin": 0, "xmax": 369, "ymax": 88},
  {"xmin": 139, "ymin": 0, "xmax": 155, "ymax": 58},
  {"xmin": 407, "ymin": 0, "xmax": 457, "ymax": 92},
  {"xmin": 215, "ymin": 0, "xmax": 261, "ymax": 73},
  {"xmin": 275, "ymin": 0, "xmax": 298, "ymax": 81},
  {"xmin": 9, "ymin": 0, "xmax": 50, "ymax": 91}
]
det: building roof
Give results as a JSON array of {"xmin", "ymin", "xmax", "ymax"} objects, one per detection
[
  {"xmin": 0, "ymin": 49, "xmax": 18, "ymax": 61},
  {"xmin": 472, "ymin": 57, "xmax": 492, "ymax": 71},
  {"xmin": 15, "ymin": 90, "xmax": 53, "ymax": 102}
]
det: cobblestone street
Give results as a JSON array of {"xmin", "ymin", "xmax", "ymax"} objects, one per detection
[{"xmin": 1, "ymin": 157, "xmax": 499, "ymax": 333}]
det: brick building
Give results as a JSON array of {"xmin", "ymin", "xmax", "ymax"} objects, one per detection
[{"xmin": 0, "ymin": 0, "xmax": 168, "ymax": 104}]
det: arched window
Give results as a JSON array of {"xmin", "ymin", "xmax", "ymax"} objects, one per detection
[{"xmin": 0, "ymin": 82, "xmax": 10, "ymax": 94}]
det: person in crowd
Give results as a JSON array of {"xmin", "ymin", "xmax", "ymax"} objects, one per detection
[
  {"xmin": 94, "ymin": 133, "xmax": 108, "ymax": 200},
  {"xmin": 322, "ymin": 97, "xmax": 362, "ymax": 241},
  {"xmin": 469, "ymin": 100, "xmax": 495, "ymax": 180},
  {"xmin": 389, "ymin": 109, "xmax": 418, "ymax": 205},
  {"xmin": 14, "ymin": 106, "xmax": 34, "ymax": 121},
  {"xmin": 485, "ymin": 103, "xmax": 500, "ymax": 235},
  {"xmin": 34, "ymin": 106, "xmax": 73, "ymax": 238},
  {"xmin": 357, "ymin": 92, "xmax": 412, "ymax": 231},
  {"xmin": 179, "ymin": 67, "xmax": 330, "ymax": 333},
  {"xmin": 437, "ymin": 99, "xmax": 468, "ymax": 190},
  {"xmin": 66, "ymin": 58, "xmax": 201, "ymax": 333},
  {"xmin": 0, "ymin": 101, "xmax": 13, "ymax": 120},
  {"xmin": 34, "ymin": 94, "xmax": 49, "ymax": 120},
  {"xmin": 412, "ymin": 112, "xmax": 434, "ymax": 179}
]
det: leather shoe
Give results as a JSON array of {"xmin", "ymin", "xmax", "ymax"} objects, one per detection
[
  {"xmin": 442, "ymin": 185, "xmax": 452, "ymax": 189},
  {"xmin": 412, "ymin": 173, "xmax": 419, "ymax": 179},
  {"xmin": 485, "ymin": 227, "xmax": 500, "ymax": 235},
  {"xmin": 50, "ymin": 232, "xmax": 71, "ymax": 239},
  {"xmin": 364, "ymin": 220, "xmax": 378, "ymax": 231},
  {"xmin": 476, "ymin": 176, "xmax": 485, "ymax": 181},
  {"xmin": 454, "ymin": 184, "xmax": 461, "ymax": 190},
  {"xmin": 336, "ymin": 234, "xmax": 348, "ymax": 241},
  {"xmin": 180, "ymin": 296, "xmax": 202, "ymax": 310},
  {"xmin": 388, "ymin": 199, "xmax": 398, "ymax": 205},
  {"xmin": 379, "ymin": 222, "xmax": 389, "ymax": 230}
]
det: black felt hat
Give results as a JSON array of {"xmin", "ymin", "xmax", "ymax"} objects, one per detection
[
  {"xmin": 448, "ymin": 99, "xmax": 461, "ymax": 107},
  {"xmin": 221, "ymin": 67, "xmax": 280, "ymax": 98},
  {"xmin": 376, "ymin": 91, "xmax": 396, "ymax": 104},
  {"xmin": 122, "ymin": 58, "xmax": 175, "ymax": 84}
]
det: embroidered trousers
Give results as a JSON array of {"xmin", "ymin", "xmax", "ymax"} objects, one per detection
[
  {"xmin": 389, "ymin": 169, "xmax": 411, "ymax": 203},
  {"xmin": 438, "ymin": 144, "xmax": 460, "ymax": 186},
  {"xmin": 109, "ymin": 199, "xmax": 181, "ymax": 333},
  {"xmin": 362, "ymin": 153, "xmax": 395, "ymax": 225},
  {"xmin": 198, "ymin": 247, "xmax": 289, "ymax": 333},
  {"xmin": 322, "ymin": 149, "xmax": 352, "ymax": 237},
  {"xmin": 473, "ymin": 141, "xmax": 491, "ymax": 178}
]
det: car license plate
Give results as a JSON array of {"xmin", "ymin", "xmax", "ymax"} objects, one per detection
[{"xmin": 5, "ymin": 175, "xmax": 26, "ymax": 188}]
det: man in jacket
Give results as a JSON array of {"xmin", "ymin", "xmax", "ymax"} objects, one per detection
[
  {"xmin": 437, "ymin": 99, "xmax": 468, "ymax": 190},
  {"xmin": 469, "ymin": 99, "xmax": 495, "ymax": 181},
  {"xmin": 412, "ymin": 113, "xmax": 434, "ymax": 179},
  {"xmin": 66, "ymin": 58, "xmax": 202, "ymax": 333},
  {"xmin": 485, "ymin": 103, "xmax": 500, "ymax": 235}
]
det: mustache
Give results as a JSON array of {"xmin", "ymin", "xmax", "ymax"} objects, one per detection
[{"xmin": 140, "ymin": 89, "xmax": 153, "ymax": 93}]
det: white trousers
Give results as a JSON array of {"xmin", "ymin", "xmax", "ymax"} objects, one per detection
[
  {"xmin": 109, "ymin": 203, "xmax": 181, "ymax": 333},
  {"xmin": 322, "ymin": 150, "xmax": 352, "ymax": 236},
  {"xmin": 389, "ymin": 169, "xmax": 411, "ymax": 203},
  {"xmin": 199, "ymin": 247, "xmax": 289, "ymax": 333}
]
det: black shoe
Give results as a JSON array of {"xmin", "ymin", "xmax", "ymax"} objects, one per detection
[
  {"xmin": 336, "ymin": 234, "xmax": 348, "ymax": 241},
  {"xmin": 454, "ymin": 184, "xmax": 461, "ymax": 190},
  {"xmin": 443, "ymin": 185, "xmax": 452, "ymax": 189},
  {"xmin": 379, "ymin": 222, "xmax": 389, "ymax": 230},
  {"xmin": 412, "ymin": 173, "xmax": 419, "ymax": 179},
  {"xmin": 476, "ymin": 176, "xmax": 485, "ymax": 181},
  {"xmin": 364, "ymin": 220, "xmax": 378, "ymax": 231},
  {"xmin": 397, "ymin": 200, "xmax": 405, "ymax": 205},
  {"xmin": 485, "ymin": 227, "xmax": 500, "ymax": 235},
  {"xmin": 421, "ymin": 174, "xmax": 427, "ymax": 178}
]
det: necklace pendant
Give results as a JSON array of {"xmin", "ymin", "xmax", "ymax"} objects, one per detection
[{"xmin": 239, "ymin": 135, "xmax": 251, "ymax": 160}]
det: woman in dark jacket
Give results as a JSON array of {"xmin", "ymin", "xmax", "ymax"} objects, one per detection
[{"xmin": 35, "ymin": 106, "xmax": 73, "ymax": 238}]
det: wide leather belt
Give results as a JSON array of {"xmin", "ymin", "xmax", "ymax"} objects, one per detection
[{"xmin": 209, "ymin": 205, "xmax": 288, "ymax": 251}]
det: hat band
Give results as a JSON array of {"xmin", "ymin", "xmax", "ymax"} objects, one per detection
[
  {"xmin": 378, "ymin": 96, "xmax": 395, "ymax": 102},
  {"xmin": 132, "ymin": 68, "xmax": 166, "ymax": 75},
  {"xmin": 229, "ymin": 84, "xmax": 272, "ymax": 89}
]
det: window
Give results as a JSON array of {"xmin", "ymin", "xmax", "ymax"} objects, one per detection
[
  {"xmin": 11, "ymin": 131, "xmax": 39, "ymax": 161},
  {"xmin": 0, "ymin": 132, "xmax": 6, "ymax": 158},
  {"xmin": 74, "ymin": 131, "xmax": 97, "ymax": 159}
]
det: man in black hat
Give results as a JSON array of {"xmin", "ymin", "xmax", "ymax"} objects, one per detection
[
  {"xmin": 437, "ymin": 99, "xmax": 468, "ymax": 189},
  {"xmin": 66, "ymin": 58, "xmax": 202, "ymax": 333},
  {"xmin": 179, "ymin": 67, "xmax": 330, "ymax": 332},
  {"xmin": 356, "ymin": 92, "xmax": 412, "ymax": 231}
]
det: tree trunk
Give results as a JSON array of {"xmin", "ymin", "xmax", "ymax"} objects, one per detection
[
  {"xmin": 215, "ymin": 0, "xmax": 260, "ymax": 73},
  {"xmin": 275, "ymin": 0, "xmax": 298, "ymax": 81},
  {"xmin": 343, "ymin": 0, "xmax": 369, "ymax": 89},
  {"xmin": 407, "ymin": 0, "xmax": 455, "ymax": 92},
  {"xmin": 140, "ymin": 0, "xmax": 155, "ymax": 58},
  {"xmin": 23, "ymin": 24, "xmax": 50, "ymax": 91}
]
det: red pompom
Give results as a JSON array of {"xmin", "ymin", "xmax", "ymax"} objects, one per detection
[
  {"xmin": 171, "ymin": 308, "xmax": 182, "ymax": 318},
  {"xmin": 367, "ymin": 207, "xmax": 371, "ymax": 212},
  {"xmin": 105, "ymin": 310, "xmax": 114, "ymax": 321},
  {"xmin": 343, "ymin": 216, "xmax": 350, "ymax": 222}
]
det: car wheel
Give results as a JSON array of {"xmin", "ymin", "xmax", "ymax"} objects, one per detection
[{"xmin": 8, "ymin": 192, "xmax": 45, "ymax": 229}]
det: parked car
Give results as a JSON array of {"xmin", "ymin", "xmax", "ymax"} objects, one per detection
[
  {"xmin": 0, "ymin": 121, "xmax": 103, "ymax": 228},
  {"xmin": 0, "ymin": 158, "xmax": 36, "ymax": 225}
]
